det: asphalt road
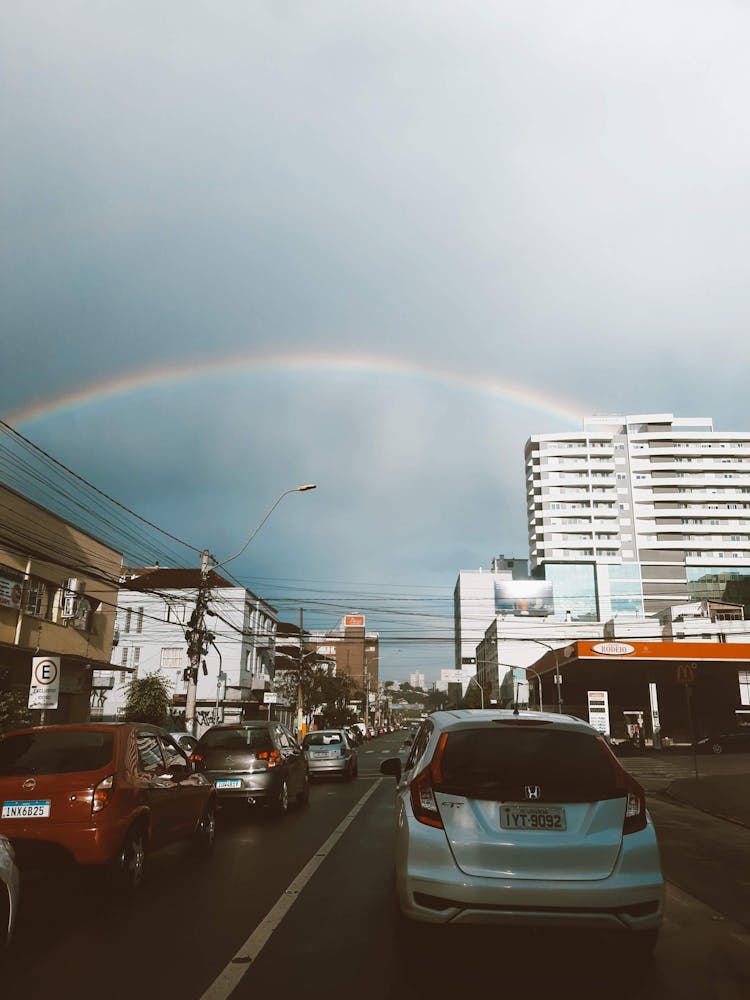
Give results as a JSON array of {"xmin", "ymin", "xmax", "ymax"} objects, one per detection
[{"xmin": 2, "ymin": 733, "xmax": 749, "ymax": 1000}]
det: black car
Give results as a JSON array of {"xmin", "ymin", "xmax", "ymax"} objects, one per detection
[
  {"xmin": 192, "ymin": 722, "xmax": 309, "ymax": 813},
  {"xmin": 694, "ymin": 729, "xmax": 750, "ymax": 754}
]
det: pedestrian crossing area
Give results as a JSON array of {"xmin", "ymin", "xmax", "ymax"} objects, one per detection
[{"xmin": 620, "ymin": 754, "xmax": 699, "ymax": 786}]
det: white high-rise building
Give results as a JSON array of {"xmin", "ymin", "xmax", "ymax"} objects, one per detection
[
  {"xmin": 409, "ymin": 671, "xmax": 426, "ymax": 691},
  {"xmin": 525, "ymin": 414, "xmax": 750, "ymax": 616},
  {"xmin": 453, "ymin": 555, "xmax": 530, "ymax": 668}
]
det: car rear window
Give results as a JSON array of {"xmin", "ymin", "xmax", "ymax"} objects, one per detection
[
  {"xmin": 436, "ymin": 728, "xmax": 619, "ymax": 803},
  {"xmin": 0, "ymin": 731, "xmax": 115, "ymax": 776},
  {"xmin": 303, "ymin": 732, "xmax": 343, "ymax": 747},
  {"xmin": 198, "ymin": 728, "xmax": 273, "ymax": 752}
]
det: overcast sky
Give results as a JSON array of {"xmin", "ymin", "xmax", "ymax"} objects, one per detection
[{"xmin": 3, "ymin": 2, "xmax": 750, "ymax": 681}]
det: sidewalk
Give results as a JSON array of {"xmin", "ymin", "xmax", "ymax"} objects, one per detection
[{"xmin": 664, "ymin": 772, "xmax": 750, "ymax": 828}]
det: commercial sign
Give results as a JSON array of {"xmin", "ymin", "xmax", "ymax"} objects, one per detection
[
  {"xmin": 587, "ymin": 690, "xmax": 611, "ymax": 735},
  {"xmin": 0, "ymin": 572, "xmax": 23, "ymax": 609},
  {"xmin": 29, "ymin": 656, "xmax": 61, "ymax": 710},
  {"xmin": 494, "ymin": 580, "xmax": 553, "ymax": 617},
  {"xmin": 344, "ymin": 615, "xmax": 365, "ymax": 627},
  {"xmin": 591, "ymin": 642, "xmax": 635, "ymax": 656}
]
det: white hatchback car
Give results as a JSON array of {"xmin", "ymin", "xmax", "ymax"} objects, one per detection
[{"xmin": 381, "ymin": 710, "xmax": 664, "ymax": 952}]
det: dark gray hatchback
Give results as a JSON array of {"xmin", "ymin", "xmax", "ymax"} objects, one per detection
[{"xmin": 192, "ymin": 722, "xmax": 309, "ymax": 815}]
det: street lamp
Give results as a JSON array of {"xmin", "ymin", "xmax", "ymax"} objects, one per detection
[
  {"xmin": 185, "ymin": 484, "xmax": 317, "ymax": 736},
  {"xmin": 522, "ymin": 639, "xmax": 564, "ymax": 714},
  {"xmin": 466, "ymin": 674, "xmax": 484, "ymax": 709}
]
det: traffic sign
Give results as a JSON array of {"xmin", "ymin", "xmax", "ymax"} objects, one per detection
[{"xmin": 29, "ymin": 656, "xmax": 61, "ymax": 710}]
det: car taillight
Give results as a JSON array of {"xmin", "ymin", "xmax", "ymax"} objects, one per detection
[
  {"xmin": 257, "ymin": 749, "xmax": 281, "ymax": 768},
  {"xmin": 622, "ymin": 780, "xmax": 647, "ymax": 835},
  {"xmin": 409, "ymin": 733, "xmax": 449, "ymax": 829},
  {"xmin": 340, "ymin": 747, "xmax": 350, "ymax": 757},
  {"xmin": 92, "ymin": 774, "xmax": 115, "ymax": 814},
  {"xmin": 410, "ymin": 768, "xmax": 443, "ymax": 828},
  {"xmin": 596, "ymin": 736, "xmax": 647, "ymax": 835},
  {"xmin": 190, "ymin": 752, "xmax": 203, "ymax": 765}
]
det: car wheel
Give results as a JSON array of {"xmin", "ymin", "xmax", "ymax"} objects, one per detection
[
  {"xmin": 193, "ymin": 800, "xmax": 217, "ymax": 855},
  {"xmin": 0, "ymin": 884, "xmax": 9, "ymax": 949},
  {"xmin": 272, "ymin": 779, "xmax": 289, "ymax": 815},
  {"xmin": 114, "ymin": 825, "xmax": 146, "ymax": 892},
  {"xmin": 710, "ymin": 742, "xmax": 724, "ymax": 754},
  {"xmin": 296, "ymin": 773, "xmax": 310, "ymax": 806}
]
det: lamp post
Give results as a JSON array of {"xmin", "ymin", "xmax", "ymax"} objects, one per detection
[
  {"xmin": 525, "ymin": 665, "xmax": 544, "ymax": 710},
  {"xmin": 466, "ymin": 674, "xmax": 484, "ymax": 709},
  {"xmin": 185, "ymin": 484, "xmax": 317, "ymax": 736},
  {"xmin": 522, "ymin": 639, "xmax": 564, "ymax": 714}
]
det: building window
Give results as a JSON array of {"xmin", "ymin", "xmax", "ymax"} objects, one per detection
[
  {"xmin": 136, "ymin": 607, "xmax": 144, "ymax": 633},
  {"xmin": 25, "ymin": 578, "xmax": 49, "ymax": 619},
  {"xmin": 160, "ymin": 647, "xmax": 183, "ymax": 669},
  {"xmin": 132, "ymin": 648, "xmax": 141, "ymax": 678},
  {"xmin": 739, "ymin": 670, "xmax": 750, "ymax": 707},
  {"xmin": 124, "ymin": 608, "xmax": 132, "ymax": 633},
  {"xmin": 121, "ymin": 647, "xmax": 129, "ymax": 667}
]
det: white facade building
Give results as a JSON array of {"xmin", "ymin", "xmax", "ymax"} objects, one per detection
[
  {"xmin": 525, "ymin": 414, "xmax": 750, "ymax": 617},
  {"xmin": 409, "ymin": 671, "xmax": 426, "ymax": 691},
  {"xmin": 454, "ymin": 556, "xmax": 530, "ymax": 669},
  {"xmin": 95, "ymin": 568, "xmax": 277, "ymax": 732}
]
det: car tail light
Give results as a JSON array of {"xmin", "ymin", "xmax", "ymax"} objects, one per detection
[
  {"xmin": 257, "ymin": 749, "xmax": 281, "ymax": 768},
  {"xmin": 340, "ymin": 746, "xmax": 350, "ymax": 757},
  {"xmin": 190, "ymin": 752, "xmax": 203, "ymax": 765},
  {"xmin": 595, "ymin": 736, "xmax": 647, "ymax": 835},
  {"xmin": 92, "ymin": 774, "xmax": 115, "ymax": 814},
  {"xmin": 409, "ymin": 733, "xmax": 449, "ymax": 829}
]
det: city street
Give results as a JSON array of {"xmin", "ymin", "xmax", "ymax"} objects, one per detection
[{"xmin": 2, "ymin": 733, "xmax": 750, "ymax": 1000}]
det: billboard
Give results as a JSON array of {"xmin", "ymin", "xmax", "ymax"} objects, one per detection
[
  {"xmin": 494, "ymin": 580, "xmax": 553, "ymax": 617},
  {"xmin": 344, "ymin": 615, "xmax": 365, "ymax": 628}
]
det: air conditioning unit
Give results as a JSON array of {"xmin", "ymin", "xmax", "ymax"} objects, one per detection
[{"xmin": 61, "ymin": 579, "xmax": 85, "ymax": 619}]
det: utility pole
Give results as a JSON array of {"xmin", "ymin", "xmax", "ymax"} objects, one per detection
[
  {"xmin": 297, "ymin": 608, "xmax": 305, "ymax": 739},
  {"xmin": 185, "ymin": 549, "xmax": 213, "ymax": 737}
]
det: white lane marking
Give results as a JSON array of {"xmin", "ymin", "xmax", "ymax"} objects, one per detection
[{"xmin": 200, "ymin": 778, "xmax": 383, "ymax": 1000}]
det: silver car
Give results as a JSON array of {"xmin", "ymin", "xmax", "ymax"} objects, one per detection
[
  {"xmin": 1, "ymin": 833, "xmax": 20, "ymax": 948},
  {"xmin": 380, "ymin": 710, "xmax": 664, "ymax": 952},
  {"xmin": 303, "ymin": 730, "xmax": 358, "ymax": 780}
]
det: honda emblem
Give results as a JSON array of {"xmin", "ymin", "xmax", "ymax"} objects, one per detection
[{"xmin": 524, "ymin": 785, "xmax": 541, "ymax": 800}]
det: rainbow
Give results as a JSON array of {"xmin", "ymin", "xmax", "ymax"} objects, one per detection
[{"xmin": 5, "ymin": 351, "xmax": 586, "ymax": 428}]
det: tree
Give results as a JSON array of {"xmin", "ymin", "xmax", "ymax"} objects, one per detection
[
  {"xmin": 319, "ymin": 674, "xmax": 358, "ymax": 728},
  {"xmin": 425, "ymin": 688, "xmax": 448, "ymax": 712},
  {"xmin": 123, "ymin": 673, "xmax": 172, "ymax": 726},
  {"xmin": 0, "ymin": 691, "xmax": 31, "ymax": 734}
]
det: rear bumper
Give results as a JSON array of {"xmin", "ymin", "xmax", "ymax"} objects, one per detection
[
  {"xmin": 397, "ymin": 812, "xmax": 665, "ymax": 933},
  {"xmin": 1, "ymin": 817, "xmax": 129, "ymax": 867},
  {"xmin": 204, "ymin": 769, "xmax": 280, "ymax": 804},
  {"xmin": 307, "ymin": 757, "xmax": 351, "ymax": 776}
]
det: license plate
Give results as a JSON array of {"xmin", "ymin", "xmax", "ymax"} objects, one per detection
[
  {"xmin": 316, "ymin": 751, "xmax": 338, "ymax": 759},
  {"xmin": 500, "ymin": 804, "xmax": 566, "ymax": 831},
  {"xmin": 2, "ymin": 799, "xmax": 52, "ymax": 819},
  {"xmin": 215, "ymin": 779, "xmax": 242, "ymax": 789}
]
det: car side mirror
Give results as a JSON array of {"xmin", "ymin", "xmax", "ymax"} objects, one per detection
[{"xmin": 380, "ymin": 757, "xmax": 402, "ymax": 781}]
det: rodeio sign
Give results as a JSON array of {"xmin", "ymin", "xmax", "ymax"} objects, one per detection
[{"xmin": 591, "ymin": 642, "xmax": 636, "ymax": 656}]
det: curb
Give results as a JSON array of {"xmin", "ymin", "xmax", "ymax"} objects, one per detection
[{"xmin": 654, "ymin": 786, "xmax": 750, "ymax": 831}]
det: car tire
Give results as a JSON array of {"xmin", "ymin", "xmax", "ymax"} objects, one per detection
[
  {"xmin": 272, "ymin": 779, "xmax": 289, "ymax": 815},
  {"xmin": 710, "ymin": 742, "xmax": 724, "ymax": 754},
  {"xmin": 113, "ymin": 825, "xmax": 146, "ymax": 892},
  {"xmin": 193, "ymin": 800, "xmax": 217, "ymax": 855},
  {"xmin": 296, "ymin": 773, "xmax": 310, "ymax": 806},
  {"xmin": 0, "ymin": 884, "xmax": 9, "ymax": 949}
]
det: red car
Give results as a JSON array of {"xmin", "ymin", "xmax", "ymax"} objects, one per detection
[{"xmin": 0, "ymin": 723, "xmax": 216, "ymax": 890}]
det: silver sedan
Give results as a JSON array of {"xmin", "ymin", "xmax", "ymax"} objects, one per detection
[{"xmin": 303, "ymin": 730, "xmax": 358, "ymax": 781}]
